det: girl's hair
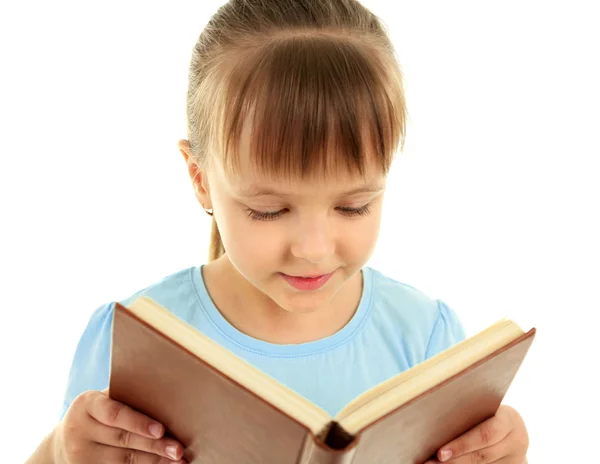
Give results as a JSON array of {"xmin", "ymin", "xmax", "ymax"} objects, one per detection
[{"xmin": 184, "ymin": 0, "xmax": 408, "ymax": 261}]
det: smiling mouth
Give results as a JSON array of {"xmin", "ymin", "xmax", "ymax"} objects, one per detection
[{"xmin": 279, "ymin": 271, "xmax": 335, "ymax": 291}]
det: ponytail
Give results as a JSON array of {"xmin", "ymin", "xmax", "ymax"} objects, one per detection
[{"xmin": 208, "ymin": 216, "xmax": 225, "ymax": 262}]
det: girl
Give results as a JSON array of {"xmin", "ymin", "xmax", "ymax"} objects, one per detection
[{"xmin": 27, "ymin": 1, "xmax": 529, "ymax": 463}]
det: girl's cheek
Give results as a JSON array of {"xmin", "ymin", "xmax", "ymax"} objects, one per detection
[
  {"xmin": 228, "ymin": 223, "xmax": 283, "ymax": 262},
  {"xmin": 344, "ymin": 219, "xmax": 381, "ymax": 258}
]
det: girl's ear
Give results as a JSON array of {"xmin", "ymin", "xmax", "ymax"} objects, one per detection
[{"xmin": 178, "ymin": 139, "xmax": 212, "ymax": 209}]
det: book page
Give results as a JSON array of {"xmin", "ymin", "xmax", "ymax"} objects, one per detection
[{"xmin": 334, "ymin": 319, "xmax": 524, "ymax": 434}]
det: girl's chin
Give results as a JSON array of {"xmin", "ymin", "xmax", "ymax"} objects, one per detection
[{"xmin": 271, "ymin": 289, "xmax": 333, "ymax": 314}]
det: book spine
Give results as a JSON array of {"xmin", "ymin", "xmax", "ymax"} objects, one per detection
[{"xmin": 297, "ymin": 434, "xmax": 357, "ymax": 464}]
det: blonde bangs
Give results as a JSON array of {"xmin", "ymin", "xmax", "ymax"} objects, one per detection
[{"xmin": 209, "ymin": 32, "xmax": 406, "ymax": 180}]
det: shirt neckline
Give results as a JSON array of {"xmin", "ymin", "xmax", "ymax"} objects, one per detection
[{"xmin": 190, "ymin": 266, "xmax": 374, "ymax": 357}]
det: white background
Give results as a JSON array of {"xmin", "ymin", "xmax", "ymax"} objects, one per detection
[{"xmin": 1, "ymin": 1, "xmax": 598, "ymax": 462}]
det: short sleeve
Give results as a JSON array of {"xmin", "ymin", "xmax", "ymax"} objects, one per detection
[
  {"xmin": 424, "ymin": 300, "xmax": 467, "ymax": 360},
  {"xmin": 59, "ymin": 302, "xmax": 115, "ymax": 420}
]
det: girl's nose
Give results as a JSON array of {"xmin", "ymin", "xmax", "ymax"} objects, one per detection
[{"xmin": 290, "ymin": 216, "xmax": 335, "ymax": 264}]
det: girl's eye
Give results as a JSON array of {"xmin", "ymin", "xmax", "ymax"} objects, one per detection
[
  {"xmin": 246, "ymin": 208, "xmax": 285, "ymax": 221},
  {"xmin": 246, "ymin": 203, "xmax": 373, "ymax": 222},
  {"xmin": 336, "ymin": 203, "xmax": 372, "ymax": 217}
]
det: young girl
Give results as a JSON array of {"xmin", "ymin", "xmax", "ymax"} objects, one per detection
[{"xmin": 27, "ymin": 1, "xmax": 529, "ymax": 463}]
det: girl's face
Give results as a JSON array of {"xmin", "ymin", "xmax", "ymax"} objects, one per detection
[{"xmin": 182, "ymin": 130, "xmax": 386, "ymax": 315}]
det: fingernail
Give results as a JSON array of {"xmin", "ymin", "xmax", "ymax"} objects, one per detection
[
  {"xmin": 149, "ymin": 422, "xmax": 163, "ymax": 438},
  {"xmin": 166, "ymin": 445, "xmax": 179, "ymax": 460},
  {"xmin": 440, "ymin": 448, "xmax": 453, "ymax": 461}
]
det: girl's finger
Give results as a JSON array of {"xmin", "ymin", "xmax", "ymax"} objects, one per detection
[
  {"xmin": 435, "ymin": 414, "xmax": 510, "ymax": 462},
  {"xmin": 87, "ymin": 391, "xmax": 166, "ymax": 440},
  {"xmin": 425, "ymin": 440, "xmax": 509, "ymax": 464},
  {"xmin": 94, "ymin": 442, "xmax": 187, "ymax": 464},
  {"xmin": 87, "ymin": 419, "xmax": 185, "ymax": 461}
]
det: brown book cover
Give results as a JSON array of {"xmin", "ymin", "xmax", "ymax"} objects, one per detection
[{"xmin": 109, "ymin": 297, "xmax": 535, "ymax": 464}]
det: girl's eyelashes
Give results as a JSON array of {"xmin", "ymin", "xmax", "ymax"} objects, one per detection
[
  {"xmin": 245, "ymin": 208, "xmax": 285, "ymax": 221},
  {"xmin": 337, "ymin": 203, "xmax": 372, "ymax": 217},
  {"xmin": 245, "ymin": 203, "xmax": 373, "ymax": 222}
]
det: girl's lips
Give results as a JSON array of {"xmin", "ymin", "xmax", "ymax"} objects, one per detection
[{"xmin": 280, "ymin": 272, "xmax": 334, "ymax": 291}]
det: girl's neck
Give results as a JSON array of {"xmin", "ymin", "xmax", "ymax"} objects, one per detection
[{"xmin": 201, "ymin": 255, "xmax": 363, "ymax": 344}]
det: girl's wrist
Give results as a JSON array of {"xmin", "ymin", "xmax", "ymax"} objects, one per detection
[
  {"xmin": 25, "ymin": 427, "xmax": 60, "ymax": 464},
  {"xmin": 49, "ymin": 426, "xmax": 64, "ymax": 464}
]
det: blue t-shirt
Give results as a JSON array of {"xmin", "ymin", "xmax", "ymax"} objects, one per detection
[{"xmin": 59, "ymin": 266, "xmax": 466, "ymax": 419}]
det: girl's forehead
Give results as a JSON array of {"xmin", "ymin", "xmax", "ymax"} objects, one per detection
[{"xmin": 218, "ymin": 159, "xmax": 386, "ymax": 198}]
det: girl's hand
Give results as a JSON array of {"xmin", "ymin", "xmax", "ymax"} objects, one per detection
[
  {"xmin": 53, "ymin": 389, "xmax": 187, "ymax": 464},
  {"xmin": 425, "ymin": 405, "xmax": 529, "ymax": 464}
]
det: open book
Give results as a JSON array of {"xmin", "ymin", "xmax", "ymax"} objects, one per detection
[{"xmin": 109, "ymin": 296, "xmax": 535, "ymax": 464}]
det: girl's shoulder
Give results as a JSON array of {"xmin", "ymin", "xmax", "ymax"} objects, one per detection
[
  {"xmin": 78, "ymin": 265, "xmax": 201, "ymax": 340},
  {"xmin": 364, "ymin": 266, "xmax": 466, "ymax": 358},
  {"xmin": 116, "ymin": 266, "xmax": 201, "ymax": 319},
  {"xmin": 366, "ymin": 266, "xmax": 447, "ymax": 319},
  {"xmin": 367, "ymin": 267, "xmax": 442, "ymax": 306},
  {"xmin": 118, "ymin": 266, "xmax": 197, "ymax": 303}
]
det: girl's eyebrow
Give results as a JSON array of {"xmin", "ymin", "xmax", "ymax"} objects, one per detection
[{"xmin": 236, "ymin": 184, "xmax": 385, "ymax": 198}]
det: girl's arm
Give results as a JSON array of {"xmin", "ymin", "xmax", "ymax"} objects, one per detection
[{"xmin": 25, "ymin": 429, "xmax": 57, "ymax": 464}]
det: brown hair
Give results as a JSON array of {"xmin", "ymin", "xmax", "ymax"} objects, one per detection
[{"xmin": 183, "ymin": 0, "xmax": 408, "ymax": 262}]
